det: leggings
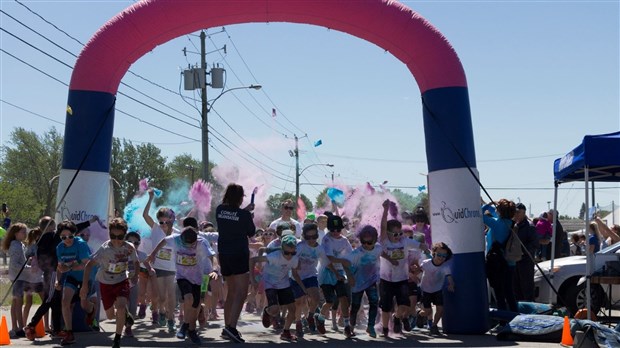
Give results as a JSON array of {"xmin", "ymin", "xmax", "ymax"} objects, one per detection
[
  {"xmin": 28, "ymin": 270, "xmax": 61, "ymax": 331},
  {"xmin": 350, "ymin": 284, "xmax": 378, "ymax": 328}
]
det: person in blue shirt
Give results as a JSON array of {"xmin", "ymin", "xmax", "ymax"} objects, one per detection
[
  {"xmin": 588, "ymin": 222, "xmax": 601, "ymax": 254},
  {"xmin": 482, "ymin": 199, "xmax": 518, "ymax": 319},
  {"xmin": 55, "ymin": 220, "xmax": 91, "ymax": 346}
]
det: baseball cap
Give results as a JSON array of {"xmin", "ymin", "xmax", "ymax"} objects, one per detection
[
  {"xmin": 181, "ymin": 227, "xmax": 198, "ymax": 244},
  {"xmin": 515, "ymin": 203, "xmax": 526, "ymax": 211},
  {"xmin": 281, "ymin": 229, "xmax": 295, "ymax": 237}
]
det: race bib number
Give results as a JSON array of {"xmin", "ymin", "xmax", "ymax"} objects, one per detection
[
  {"xmin": 107, "ymin": 262, "xmax": 127, "ymax": 274},
  {"xmin": 156, "ymin": 248, "xmax": 172, "ymax": 261},
  {"xmin": 389, "ymin": 248, "xmax": 405, "ymax": 260},
  {"xmin": 176, "ymin": 254, "xmax": 197, "ymax": 266}
]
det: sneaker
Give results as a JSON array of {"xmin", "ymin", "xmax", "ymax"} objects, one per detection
[
  {"xmin": 415, "ymin": 310, "xmax": 426, "ymax": 328},
  {"xmin": 366, "ymin": 326, "xmax": 377, "ymax": 338},
  {"xmin": 331, "ymin": 320, "xmax": 338, "ymax": 331},
  {"xmin": 221, "ymin": 326, "xmax": 245, "ymax": 343},
  {"xmin": 296, "ymin": 320, "xmax": 304, "ymax": 338},
  {"xmin": 314, "ymin": 313, "xmax": 326, "ymax": 335},
  {"xmin": 489, "ymin": 324, "xmax": 504, "ymax": 334},
  {"xmin": 138, "ymin": 304, "xmax": 147, "ymax": 319},
  {"xmin": 15, "ymin": 329, "xmax": 25, "ymax": 338},
  {"xmin": 393, "ymin": 316, "xmax": 402, "ymax": 334},
  {"xmin": 430, "ymin": 325, "xmax": 441, "ymax": 335},
  {"xmin": 125, "ymin": 310, "xmax": 134, "ymax": 327},
  {"xmin": 188, "ymin": 330, "xmax": 202, "ymax": 345},
  {"xmin": 344, "ymin": 325, "xmax": 353, "ymax": 338},
  {"xmin": 124, "ymin": 325, "xmax": 134, "ymax": 337},
  {"xmin": 112, "ymin": 335, "xmax": 121, "ymax": 348},
  {"xmin": 402, "ymin": 316, "xmax": 412, "ymax": 332},
  {"xmin": 158, "ymin": 312, "xmax": 166, "ymax": 327},
  {"xmin": 280, "ymin": 329, "xmax": 297, "ymax": 342},
  {"xmin": 24, "ymin": 325, "xmax": 35, "ymax": 341},
  {"xmin": 91, "ymin": 319, "xmax": 100, "ymax": 332},
  {"xmin": 382, "ymin": 327, "xmax": 389, "ymax": 338},
  {"xmin": 176, "ymin": 323, "xmax": 189, "ymax": 340},
  {"xmin": 167, "ymin": 319, "xmax": 175, "ymax": 333},
  {"xmin": 60, "ymin": 331, "xmax": 75, "ymax": 346},
  {"xmin": 262, "ymin": 308, "xmax": 272, "ymax": 328},
  {"xmin": 85, "ymin": 308, "xmax": 96, "ymax": 327},
  {"xmin": 307, "ymin": 315, "xmax": 316, "ymax": 332}
]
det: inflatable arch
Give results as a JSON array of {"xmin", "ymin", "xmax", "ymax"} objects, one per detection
[{"xmin": 59, "ymin": 0, "xmax": 485, "ymax": 333}]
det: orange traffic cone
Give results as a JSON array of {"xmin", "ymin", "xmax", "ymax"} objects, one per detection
[
  {"xmin": 0, "ymin": 315, "xmax": 10, "ymax": 345},
  {"xmin": 560, "ymin": 315, "xmax": 574, "ymax": 347},
  {"xmin": 34, "ymin": 319, "xmax": 45, "ymax": 338}
]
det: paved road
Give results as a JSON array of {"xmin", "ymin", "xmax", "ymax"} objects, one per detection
[{"xmin": 0, "ymin": 306, "xmax": 566, "ymax": 347}]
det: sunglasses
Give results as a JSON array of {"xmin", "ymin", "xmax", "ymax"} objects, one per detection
[
  {"xmin": 283, "ymin": 251, "xmax": 297, "ymax": 256},
  {"xmin": 60, "ymin": 235, "xmax": 75, "ymax": 240},
  {"xmin": 361, "ymin": 240, "xmax": 374, "ymax": 245},
  {"xmin": 389, "ymin": 232, "xmax": 403, "ymax": 237},
  {"xmin": 159, "ymin": 221, "xmax": 173, "ymax": 225},
  {"xmin": 330, "ymin": 229, "xmax": 342, "ymax": 233},
  {"xmin": 435, "ymin": 253, "xmax": 449, "ymax": 258},
  {"xmin": 305, "ymin": 234, "xmax": 319, "ymax": 240},
  {"xmin": 284, "ymin": 206, "xmax": 294, "ymax": 211},
  {"xmin": 128, "ymin": 240, "xmax": 140, "ymax": 245},
  {"xmin": 109, "ymin": 234, "xmax": 126, "ymax": 240}
]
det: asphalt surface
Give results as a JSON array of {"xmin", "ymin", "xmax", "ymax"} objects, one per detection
[{"xmin": 0, "ymin": 305, "xmax": 569, "ymax": 348}]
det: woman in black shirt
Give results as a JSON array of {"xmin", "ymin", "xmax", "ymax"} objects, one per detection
[{"xmin": 216, "ymin": 183, "xmax": 255, "ymax": 343}]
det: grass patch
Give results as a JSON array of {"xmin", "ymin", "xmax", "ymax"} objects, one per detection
[{"xmin": 0, "ymin": 281, "xmax": 43, "ymax": 306}]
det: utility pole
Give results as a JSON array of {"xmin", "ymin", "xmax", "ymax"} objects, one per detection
[
  {"xmin": 200, "ymin": 31, "xmax": 209, "ymax": 182},
  {"xmin": 294, "ymin": 134, "xmax": 300, "ymax": 205}
]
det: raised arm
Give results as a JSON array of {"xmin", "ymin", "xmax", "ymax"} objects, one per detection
[
  {"xmin": 142, "ymin": 189, "xmax": 156, "ymax": 228},
  {"xmin": 595, "ymin": 217, "xmax": 620, "ymax": 244},
  {"xmin": 380, "ymin": 199, "xmax": 390, "ymax": 240}
]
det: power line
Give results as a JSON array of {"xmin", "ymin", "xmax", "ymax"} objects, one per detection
[
  {"xmin": 314, "ymin": 151, "xmax": 563, "ymax": 164},
  {"xmin": 1, "ymin": 99, "xmax": 64, "ymax": 125}
]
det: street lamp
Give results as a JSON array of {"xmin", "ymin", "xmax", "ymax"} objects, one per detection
[
  {"xmin": 296, "ymin": 163, "xmax": 334, "ymax": 204},
  {"xmin": 201, "ymin": 84, "xmax": 262, "ymax": 182}
]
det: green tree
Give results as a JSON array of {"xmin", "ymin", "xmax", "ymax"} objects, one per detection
[
  {"xmin": 315, "ymin": 187, "xmax": 329, "ymax": 208},
  {"xmin": 0, "ymin": 181, "xmax": 44, "ymax": 225},
  {"xmin": 168, "ymin": 154, "xmax": 201, "ymax": 184},
  {"xmin": 0, "ymin": 127, "xmax": 63, "ymax": 217},
  {"xmin": 266, "ymin": 192, "xmax": 313, "ymax": 221}
]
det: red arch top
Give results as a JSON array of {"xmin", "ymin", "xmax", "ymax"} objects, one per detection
[{"xmin": 70, "ymin": 0, "xmax": 466, "ymax": 95}]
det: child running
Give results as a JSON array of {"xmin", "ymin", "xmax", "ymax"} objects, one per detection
[
  {"xmin": 415, "ymin": 242, "xmax": 455, "ymax": 335},
  {"xmin": 379, "ymin": 200, "xmax": 425, "ymax": 338},
  {"xmin": 81, "ymin": 218, "xmax": 139, "ymax": 348},
  {"xmin": 147, "ymin": 226, "xmax": 215, "ymax": 344},
  {"xmin": 345, "ymin": 225, "xmax": 382, "ymax": 338},
  {"xmin": 251, "ymin": 234, "xmax": 303, "ymax": 342}
]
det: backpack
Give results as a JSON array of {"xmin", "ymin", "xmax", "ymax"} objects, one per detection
[{"xmin": 504, "ymin": 223, "xmax": 523, "ymax": 263}]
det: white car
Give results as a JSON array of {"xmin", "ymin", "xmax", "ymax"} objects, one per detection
[{"xmin": 534, "ymin": 242, "xmax": 620, "ymax": 315}]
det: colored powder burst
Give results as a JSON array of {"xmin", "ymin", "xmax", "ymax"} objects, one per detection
[
  {"xmin": 389, "ymin": 201, "xmax": 399, "ymax": 219},
  {"xmin": 138, "ymin": 178, "xmax": 149, "ymax": 193},
  {"xmin": 189, "ymin": 180, "xmax": 212, "ymax": 221},
  {"xmin": 366, "ymin": 182, "xmax": 376, "ymax": 194},
  {"xmin": 296, "ymin": 196, "xmax": 307, "ymax": 222},
  {"xmin": 124, "ymin": 193, "xmax": 157, "ymax": 241},
  {"xmin": 327, "ymin": 187, "xmax": 345, "ymax": 206}
]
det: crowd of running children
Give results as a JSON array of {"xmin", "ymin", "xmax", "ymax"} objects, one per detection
[{"xmin": 2, "ymin": 183, "xmax": 458, "ymax": 346}]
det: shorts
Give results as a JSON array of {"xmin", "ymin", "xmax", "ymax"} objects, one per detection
[
  {"xmin": 379, "ymin": 279, "xmax": 410, "ymax": 312},
  {"xmin": 12, "ymin": 280, "xmax": 26, "ymax": 297},
  {"xmin": 23, "ymin": 281, "xmax": 44, "ymax": 294},
  {"xmin": 320, "ymin": 281, "xmax": 349, "ymax": 304},
  {"xmin": 177, "ymin": 279, "xmax": 201, "ymax": 308},
  {"xmin": 407, "ymin": 282, "xmax": 420, "ymax": 298},
  {"xmin": 63, "ymin": 275, "xmax": 83, "ymax": 292},
  {"xmin": 266, "ymin": 287, "xmax": 295, "ymax": 307},
  {"xmin": 100, "ymin": 279, "xmax": 130, "ymax": 310},
  {"xmin": 219, "ymin": 253, "xmax": 249, "ymax": 277},
  {"xmin": 291, "ymin": 276, "xmax": 319, "ymax": 299},
  {"xmin": 155, "ymin": 269, "xmax": 176, "ymax": 278},
  {"xmin": 421, "ymin": 290, "xmax": 443, "ymax": 308}
]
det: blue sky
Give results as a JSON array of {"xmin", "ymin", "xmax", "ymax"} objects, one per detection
[{"xmin": 1, "ymin": 0, "xmax": 618, "ymax": 218}]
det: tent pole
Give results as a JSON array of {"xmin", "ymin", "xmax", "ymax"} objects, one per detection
[
  {"xmin": 585, "ymin": 166, "xmax": 591, "ymax": 321},
  {"xmin": 549, "ymin": 181, "xmax": 559, "ymax": 304}
]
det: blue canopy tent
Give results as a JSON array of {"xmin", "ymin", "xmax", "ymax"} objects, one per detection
[{"xmin": 552, "ymin": 131, "xmax": 620, "ymax": 319}]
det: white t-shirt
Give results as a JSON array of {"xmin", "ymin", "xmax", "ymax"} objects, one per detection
[
  {"xmin": 420, "ymin": 258, "xmax": 452, "ymax": 293},
  {"xmin": 318, "ymin": 234, "xmax": 352, "ymax": 285},
  {"xmin": 296, "ymin": 240, "xmax": 324, "ymax": 280},
  {"xmin": 346, "ymin": 244, "xmax": 383, "ymax": 293},
  {"xmin": 380, "ymin": 237, "xmax": 420, "ymax": 282},
  {"xmin": 92, "ymin": 241, "xmax": 139, "ymax": 285},
  {"xmin": 269, "ymin": 218, "xmax": 303, "ymax": 238},
  {"xmin": 150, "ymin": 224, "xmax": 180, "ymax": 272},
  {"xmin": 262, "ymin": 251, "xmax": 299, "ymax": 290},
  {"xmin": 165, "ymin": 235, "xmax": 210, "ymax": 285}
]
